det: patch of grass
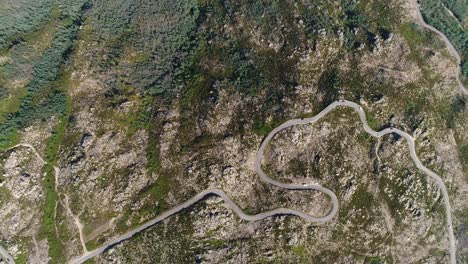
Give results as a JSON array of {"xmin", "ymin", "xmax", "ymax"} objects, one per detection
[
  {"xmin": 146, "ymin": 137, "xmax": 162, "ymax": 177},
  {"xmin": 39, "ymin": 164, "xmax": 63, "ymax": 263},
  {"xmin": 349, "ymin": 186, "xmax": 374, "ymax": 209},
  {"xmin": 366, "ymin": 113, "xmax": 379, "ymax": 130},
  {"xmin": 181, "ymin": 74, "xmax": 213, "ymax": 109},
  {"xmin": 291, "ymin": 245, "xmax": 308, "ymax": 263},
  {"xmin": 146, "ymin": 174, "xmax": 171, "ymax": 203},
  {"xmin": 0, "ymin": 126, "xmax": 19, "ymax": 150},
  {"xmin": 0, "ymin": 186, "xmax": 12, "ymax": 206},
  {"xmin": 252, "ymin": 118, "xmax": 285, "ymax": 137},
  {"xmin": 208, "ymin": 239, "xmax": 225, "ymax": 249},
  {"xmin": 398, "ymin": 23, "xmax": 435, "ymax": 66},
  {"xmin": 45, "ymin": 97, "xmax": 71, "ymax": 163},
  {"xmin": 85, "ymin": 239, "xmax": 100, "ymax": 252},
  {"xmin": 458, "ymin": 142, "xmax": 468, "ymax": 178},
  {"xmin": 39, "ymin": 63, "xmax": 74, "ymax": 264},
  {"xmin": 0, "ymin": 0, "xmax": 57, "ymax": 51},
  {"xmin": 14, "ymin": 251, "xmax": 27, "ymax": 264},
  {"xmin": 39, "ymin": 97, "xmax": 71, "ymax": 263},
  {"xmin": 318, "ymin": 66, "xmax": 341, "ymax": 110},
  {"xmin": 440, "ymin": 95, "xmax": 466, "ymax": 128},
  {"xmin": 0, "ymin": 85, "xmax": 27, "ymax": 123}
]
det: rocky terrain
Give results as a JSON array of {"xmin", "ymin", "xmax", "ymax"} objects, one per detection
[{"xmin": 0, "ymin": 0, "xmax": 467, "ymax": 263}]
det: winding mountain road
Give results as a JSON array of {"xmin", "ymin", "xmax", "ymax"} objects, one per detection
[{"xmin": 69, "ymin": 100, "xmax": 456, "ymax": 264}]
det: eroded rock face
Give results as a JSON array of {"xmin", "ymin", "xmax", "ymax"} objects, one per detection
[
  {"xmin": 0, "ymin": 146, "xmax": 45, "ymax": 258},
  {"xmin": 58, "ymin": 106, "xmax": 151, "ymax": 221}
]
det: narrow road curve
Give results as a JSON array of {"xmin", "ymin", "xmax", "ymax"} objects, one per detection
[
  {"xmin": 70, "ymin": 100, "xmax": 456, "ymax": 264},
  {"xmin": 0, "ymin": 245, "xmax": 14, "ymax": 264},
  {"xmin": 411, "ymin": 0, "xmax": 468, "ymax": 95}
]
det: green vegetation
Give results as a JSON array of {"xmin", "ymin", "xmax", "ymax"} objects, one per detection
[
  {"xmin": 291, "ymin": 245, "xmax": 308, "ymax": 263},
  {"xmin": 0, "ymin": 1, "xmax": 90, "ymax": 150},
  {"xmin": 84, "ymin": 239, "xmax": 100, "ymax": 252},
  {"xmin": 252, "ymin": 119, "xmax": 282, "ymax": 137},
  {"xmin": 0, "ymin": 86, "xmax": 27, "ymax": 123},
  {"xmin": 366, "ymin": 113, "xmax": 379, "ymax": 130},
  {"xmin": 14, "ymin": 251, "xmax": 27, "ymax": 264},
  {"xmin": 0, "ymin": 0, "xmax": 57, "ymax": 51},
  {"xmin": 39, "ymin": 82, "xmax": 72, "ymax": 263},
  {"xmin": 86, "ymin": 0, "xmax": 200, "ymax": 97},
  {"xmin": 144, "ymin": 174, "xmax": 171, "ymax": 206},
  {"xmin": 182, "ymin": 74, "xmax": 213, "ymax": 108},
  {"xmin": 459, "ymin": 142, "xmax": 468, "ymax": 176},
  {"xmin": 440, "ymin": 95, "xmax": 467, "ymax": 128},
  {"xmin": 421, "ymin": 0, "xmax": 468, "ymax": 83},
  {"xmin": 11, "ymin": 2, "xmax": 91, "ymax": 262},
  {"xmin": 437, "ymin": 95, "xmax": 468, "ymax": 176},
  {"xmin": 365, "ymin": 256, "xmax": 386, "ymax": 264},
  {"xmin": 146, "ymin": 135, "xmax": 162, "ymax": 176},
  {"xmin": 349, "ymin": 186, "xmax": 374, "ymax": 209},
  {"xmin": 318, "ymin": 66, "xmax": 341, "ymax": 109},
  {"xmin": 440, "ymin": 0, "xmax": 468, "ymax": 23},
  {"xmin": 0, "ymin": 186, "xmax": 12, "ymax": 206},
  {"xmin": 208, "ymin": 239, "xmax": 225, "ymax": 249},
  {"xmin": 39, "ymin": 165, "xmax": 62, "ymax": 262},
  {"xmin": 399, "ymin": 23, "xmax": 438, "ymax": 66}
]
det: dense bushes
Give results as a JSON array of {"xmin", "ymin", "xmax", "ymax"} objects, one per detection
[
  {"xmin": 438, "ymin": 0, "xmax": 467, "ymax": 24},
  {"xmin": 82, "ymin": 0, "xmax": 200, "ymax": 97},
  {"xmin": 0, "ymin": 1, "xmax": 89, "ymax": 150},
  {"xmin": 441, "ymin": 95, "xmax": 467, "ymax": 128},
  {"xmin": 0, "ymin": 0, "xmax": 56, "ymax": 50},
  {"xmin": 318, "ymin": 67, "xmax": 341, "ymax": 109},
  {"xmin": 421, "ymin": 0, "xmax": 468, "ymax": 82}
]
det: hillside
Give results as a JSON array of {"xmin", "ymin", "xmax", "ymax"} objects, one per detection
[{"xmin": 0, "ymin": 0, "xmax": 467, "ymax": 263}]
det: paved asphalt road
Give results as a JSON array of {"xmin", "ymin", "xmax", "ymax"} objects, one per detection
[
  {"xmin": 0, "ymin": 246, "xmax": 14, "ymax": 264},
  {"xmin": 69, "ymin": 100, "xmax": 456, "ymax": 264}
]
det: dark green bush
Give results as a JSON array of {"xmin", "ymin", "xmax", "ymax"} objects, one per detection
[
  {"xmin": 85, "ymin": 0, "xmax": 200, "ymax": 97},
  {"xmin": 318, "ymin": 67, "xmax": 341, "ymax": 109},
  {"xmin": 421, "ymin": 0, "xmax": 468, "ymax": 82},
  {"xmin": 0, "ymin": 0, "xmax": 56, "ymax": 50},
  {"xmin": 0, "ymin": 0, "xmax": 89, "ymax": 149}
]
